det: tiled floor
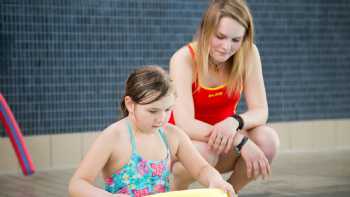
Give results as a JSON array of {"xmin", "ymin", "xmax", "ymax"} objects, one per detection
[
  {"xmin": 237, "ymin": 149, "xmax": 350, "ymax": 197},
  {"xmin": 0, "ymin": 149, "xmax": 349, "ymax": 197}
]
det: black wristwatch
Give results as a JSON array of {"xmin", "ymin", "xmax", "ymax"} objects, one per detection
[
  {"xmin": 231, "ymin": 114, "xmax": 244, "ymax": 130},
  {"xmin": 233, "ymin": 136, "xmax": 249, "ymax": 156}
]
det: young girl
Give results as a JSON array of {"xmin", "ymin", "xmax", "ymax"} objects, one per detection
[{"xmin": 69, "ymin": 66, "xmax": 235, "ymax": 197}]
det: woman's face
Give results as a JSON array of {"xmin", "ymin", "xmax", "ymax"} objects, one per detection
[{"xmin": 209, "ymin": 17, "xmax": 246, "ymax": 63}]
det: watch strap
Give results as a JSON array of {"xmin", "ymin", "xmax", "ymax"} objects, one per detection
[
  {"xmin": 236, "ymin": 136, "xmax": 249, "ymax": 151},
  {"xmin": 231, "ymin": 114, "xmax": 244, "ymax": 130},
  {"xmin": 233, "ymin": 136, "xmax": 249, "ymax": 156}
]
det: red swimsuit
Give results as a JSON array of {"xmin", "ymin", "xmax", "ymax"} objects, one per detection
[{"xmin": 169, "ymin": 44, "xmax": 241, "ymax": 125}]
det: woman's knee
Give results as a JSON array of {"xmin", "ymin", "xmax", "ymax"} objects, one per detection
[
  {"xmin": 192, "ymin": 140, "xmax": 219, "ymax": 165},
  {"xmin": 249, "ymin": 125, "xmax": 280, "ymax": 162}
]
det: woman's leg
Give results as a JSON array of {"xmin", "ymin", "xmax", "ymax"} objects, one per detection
[
  {"xmin": 172, "ymin": 125, "xmax": 279, "ymax": 192},
  {"xmin": 171, "ymin": 140, "xmax": 219, "ymax": 190},
  {"xmin": 223, "ymin": 125, "xmax": 280, "ymax": 192}
]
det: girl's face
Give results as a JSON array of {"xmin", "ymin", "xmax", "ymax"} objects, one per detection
[
  {"xmin": 130, "ymin": 93, "xmax": 175, "ymax": 133},
  {"xmin": 209, "ymin": 17, "xmax": 246, "ymax": 63}
]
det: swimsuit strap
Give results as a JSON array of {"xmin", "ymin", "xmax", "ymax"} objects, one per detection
[
  {"xmin": 126, "ymin": 120, "xmax": 170, "ymax": 155},
  {"xmin": 158, "ymin": 127, "xmax": 170, "ymax": 153},
  {"xmin": 126, "ymin": 120, "xmax": 137, "ymax": 153},
  {"xmin": 187, "ymin": 43, "xmax": 196, "ymax": 61}
]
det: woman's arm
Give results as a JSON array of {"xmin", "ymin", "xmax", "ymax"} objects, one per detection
[
  {"xmin": 240, "ymin": 44, "xmax": 269, "ymax": 130},
  {"xmin": 69, "ymin": 127, "xmax": 116, "ymax": 197},
  {"xmin": 170, "ymin": 45, "xmax": 213, "ymax": 142},
  {"xmin": 228, "ymin": 45, "xmax": 271, "ymax": 179},
  {"xmin": 207, "ymin": 44, "xmax": 268, "ymax": 154}
]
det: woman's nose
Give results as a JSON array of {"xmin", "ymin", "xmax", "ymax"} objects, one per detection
[{"xmin": 223, "ymin": 40, "xmax": 232, "ymax": 51}]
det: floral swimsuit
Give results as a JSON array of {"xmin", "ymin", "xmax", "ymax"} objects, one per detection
[{"xmin": 104, "ymin": 122, "xmax": 171, "ymax": 197}]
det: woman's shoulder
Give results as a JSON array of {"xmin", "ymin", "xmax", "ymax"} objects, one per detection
[
  {"xmin": 244, "ymin": 43, "xmax": 261, "ymax": 67},
  {"xmin": 170, "ymin": 42, "xmax": 197, "ymax": 79},
  {"xmin": 171, "ymin": 42, "xmax": 197, "ymax": 63},
  {"xmin": 246, "ymin": 43, "xmax": 260, "ymax": 60}
]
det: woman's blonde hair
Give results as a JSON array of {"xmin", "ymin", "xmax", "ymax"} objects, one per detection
[{"xmin": 195, "ymin": 0, "xmax": 254, "ymax": 95}]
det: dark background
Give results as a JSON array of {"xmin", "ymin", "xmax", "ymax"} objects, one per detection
[{"xmin": 1, "ymin": 0, "xmax": 349, "ymax": 136}]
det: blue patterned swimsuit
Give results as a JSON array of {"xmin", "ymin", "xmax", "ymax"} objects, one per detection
[{"xmin": 104, "ymin": 123, "xmax": 171, "ymax": 197}]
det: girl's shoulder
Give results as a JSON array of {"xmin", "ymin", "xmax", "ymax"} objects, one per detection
[
  {"xmin": 163, "ymin": 122, "xmax": 175, "ymax": 130},
  {"xmin": 162, "ymin": 123, "xmax": 184, "ymax": 158},
  {"xmin": 162, "ymin": 123, "xmax": 194, "ymax": 159},
  {"xmin": 163, "ymin": 123, "xmax": 189, "ymax": 144},
  {"xmin": 163, "ymin": 123, "xmax": 181, "ymax": 134},
  {"xmin": 98, "ymin": 119, "xmax": 129, "ymax": 145}
]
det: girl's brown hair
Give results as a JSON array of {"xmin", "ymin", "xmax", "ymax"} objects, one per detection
[
  {"xmin": 195, "ymin": 0, "xmax": 254, "ymax": 95},
  {"xmin": 120, "ymin": 65, "xmax": 173, "ymax": 118}
]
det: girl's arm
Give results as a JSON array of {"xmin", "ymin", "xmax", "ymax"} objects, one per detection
[
  {"xmin": 169, "ymin": 45, "xmax": 213, "ymax": 142},
  {"xmin": 240, "ymin": 44, "xmax": 268, "ymax": 130},
  {"xmin": 69, "ymin": 128, "xmax": 116, "ymax": 197},
  {"xmin": 171, "ymin": 125, "xmax": 235, "ymax": 196}
]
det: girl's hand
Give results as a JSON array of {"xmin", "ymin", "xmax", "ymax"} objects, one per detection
[
  {"xmin": 209, "ymin": 178, "xmax": 236, "ymax": 197},
  {"xmin": 240, "ymin": 139, "xmax": 270, "ymax": 180},
  {"xmin": 208, "ymin": 117, "xmax": 237, "ymax": 155}
]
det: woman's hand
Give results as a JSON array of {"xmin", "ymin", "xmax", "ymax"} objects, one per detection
[
  {"xmin": 209, "ymin": 178, "xmax": 236, "ymax": 197},
  {"xmin": 208, "ymin": 117, "xmax": 238, "ymax": 155},
  {"xmin": 240, "ymin": 139, "xmax": 270, "ymax": 180}
]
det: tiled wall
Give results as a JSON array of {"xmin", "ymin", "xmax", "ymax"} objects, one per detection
[
  {"xmin": 1, "ymin": 1, "xmax": 350, "ymax": 136},
  {"xmin": 249, "ymin": 0, "xmax": 350, "ymax": 122}
]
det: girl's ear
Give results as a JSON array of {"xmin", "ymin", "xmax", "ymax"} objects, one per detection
[{"xmin": 124, "ymin": 96, "xmax": 134, "ymax": 114}]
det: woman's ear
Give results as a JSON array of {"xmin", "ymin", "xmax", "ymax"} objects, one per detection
[{"xmin": 124, "ymin": 96, "xmax": 134, "ymax": 115}]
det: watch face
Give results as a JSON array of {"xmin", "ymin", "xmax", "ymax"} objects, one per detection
[{"xmin": 233, "ymin": 146, "xmax": 241, "ymax": 157}]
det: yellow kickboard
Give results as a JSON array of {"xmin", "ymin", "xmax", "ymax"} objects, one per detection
[{"xmin": 146, "ymin": 188, "xmax": 236, "ymax": 197}]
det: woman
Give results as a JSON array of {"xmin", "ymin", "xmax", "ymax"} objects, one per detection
[{"xmin": 169, "ymin": 0, "xmax": 280, "ymax": 193}]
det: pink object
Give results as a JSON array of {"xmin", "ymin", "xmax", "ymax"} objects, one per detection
[{"xmin": 0, "ymin": 93, "xmax": 35, "ymax": 175}]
